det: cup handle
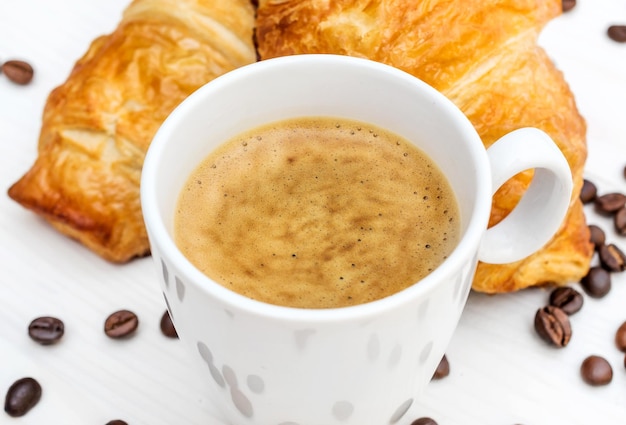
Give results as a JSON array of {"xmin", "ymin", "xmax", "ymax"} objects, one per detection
[{"xmin": 477, "ymin": 127, "xmax": 573, "ymax": 264}]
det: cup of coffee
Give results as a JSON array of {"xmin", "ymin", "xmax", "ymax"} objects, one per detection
[{"xmin": 141, "ymin": 54, "xmax": 572, "ymax": 425}]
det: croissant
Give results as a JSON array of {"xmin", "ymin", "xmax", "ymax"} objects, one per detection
[
  {"xmin": 8, "ymin": 0, "xmax": 257, "ymax": 262},
  {"xmin": 255, "ymin": 0, "xmax": 594, "ymax": 292}
]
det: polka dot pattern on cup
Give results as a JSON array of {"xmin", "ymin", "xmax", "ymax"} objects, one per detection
[
  {"xmin": 197, "ymin": 341, "xmax": 225, "ymax": 388},
  {"xmin": 230, "ymin": 387, "xmax": 253, "ymax": 418},
  {"xmin": 419, "ymin": 341, "xmax": 434, "ymax": 364},
  {"xmin": 388, "ymin": 344, "xmax": 402, "ymax": 368},
  {"xmin": 367, "ymin": 334, "xmax": 380, "ymax": 361},
  {"xmin": 222, "ymin": 365, "xmax": 237, "ymax": 388},
  {"xmin": 389, "ymin": 398, "xmax": 413, "ymax": 424},
  {"xmin": 417, "ymin": 299, "xmax": 429, "ymax": 321},
  {"xmin": 294, "ymin": 329, "xmax": 316, "ymax": 350},
  {"xmin": 332, "ymin": 401, "xmax": 354, "ymax": 421},
  {"xmin": 247, "ymin": 375, "xmax": 265, "ymax": 394},
  {"xmin": 161, "ymin": 259, "xmax": 170, "ymax": 288},
  {"xmin": 175, "ymin": 276, "xmax": 186, "ymax": 302},
  {"xmin": 158, "ymin": 256, "xmax": 432, "ymax": 425}
]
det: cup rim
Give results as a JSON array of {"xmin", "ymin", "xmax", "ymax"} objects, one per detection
[{"xmin": 141, "ymin": 54, "xmax": 492, "ymax": 323}]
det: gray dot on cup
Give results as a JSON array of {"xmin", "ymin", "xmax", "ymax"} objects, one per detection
[
  {"xmin": 231, "ymin": 388, "xmax": 253, "ymax": 418},
  {"xmin": 224, "ymin": 309, "xmax": 235, "ymax": 319},
  {"xmin": 247, "ymin": 375, "xmax": 265, "ymax": 394},
  {"xmin": 197, "ymin": 341, "xmax": 213, "ymax": 364},
  {"xmin": 332, "ymin": 401, "xmax": 354, "ymax": 421},
  {"xmin": 175, "ymin": 276, "xmax": 186, "ymax": 302},
  {"xmin": 209, "ymin": 363, "xmax": 226, "ymax": 388},
  {"xmin": 161, "ymin": 259, "xmax": 170, "ymax": 288},
  {"xmin": 222, "ymin": 365, "xmax": 238, "ymax": 388},
  {"xmin": 419, "ymin": 341, "xmax": 434, "ymax": 364},
  {"xmin": 417, "ymin": 300, "xmax": 429, "ymax": 321},
  {"xmin": 294, "ymin": 329, "xmax": 316, "ymax": 350},
  {"xmin": 367, "ymin": 334, "xmax": 380, "ymax": 361},
  {"xmin": 388, "ymin": 344, "xmax": 402, "ymax": 368},
  {"xmin": 389, "ymin": 398, "xmax": 413, "ymax": 424}
]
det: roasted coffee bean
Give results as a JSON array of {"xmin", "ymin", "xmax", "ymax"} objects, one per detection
[
  {"xmin": 28, "ymin": 316, "xmax": 64, "ymax": 345},
  {"xmin": 106, "ymin": 420, "xmax": 128, "ymax": 425},
  {"xmin": 579, "ymin": 179, "xmax": 597, "ymax": 204},
  {"xmin": 4, "ymin": 377, "xmax": 42, "ymax": 417},
  {"xmin": 580, "ymin": 355, "xmax": 613, "ymax": 386},
  {"xmin": 615, "ymin": 321, "xmax": 626, "ymax": 352},
  {"xmin": 608, "ymin": 25, "xmax": 626, "ymax": 42},
  {"xmin": 548, "ymin": 286, "xmax": 583, "ymax": 315},
  {"xmin": 614, "ymin": 207, "xmax": 626, "ymax": 235},
  {"xmin": 431, "ymin": 354, "xmax": 450, "ymax": 380},
  {"xmin": 160, "ymin": 310, "xmax": 178, "ymax": 339},
  {"xmin": 411, "ymin": 418, "xmax": 438, "ymax": 425},
  {"xmin": 534, "ymin": 306, "xmax": 571, "ymax": 348},
  {"xmin": 594, "ymin": 192, "xmax": 626, "ymax": 215},
  {"xmin": 598, "ymin": 244, "xmax": 626, "ymax": 272},
  {"xmin": 588, "ymin": 224, "xmax": 606, "ymax": 250},
  {"xmin": 581, "ymin": 266, "xmax": 611, "ymax": 298},
  {"xmin": 1, "ymin": 60, "xmax": 34, "ymax": 85},
  {"xmin": 104, "ymin": 309, "xmax": 138, "ymax": 339},
  {"xmin": 562, "ymin": 0, "xmax": 576, "ymax": 12}
]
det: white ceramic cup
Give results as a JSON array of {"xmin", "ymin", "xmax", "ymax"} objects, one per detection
[{"xmin": 141, "ymin": 54, "xmax": 572, "ymax": 425}]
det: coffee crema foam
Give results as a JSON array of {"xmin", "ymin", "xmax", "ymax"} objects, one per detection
[{"xmin": 174, "ymin": 117, "xmax": 459, "ymax": 309}]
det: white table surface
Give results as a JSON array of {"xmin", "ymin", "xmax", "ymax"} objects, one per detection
[{"xmin": 1, "ymin": 1, "xmax": 625, "ymax": 424}]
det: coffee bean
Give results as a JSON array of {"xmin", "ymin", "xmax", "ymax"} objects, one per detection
[
  {"xmin": 608, "ymin": 25, "xmax": 626, "ymax": 42},
  {"xmin": 598, "ymin": 244, "xmax": 626, "ymax": 272},
  {"xmin": 104, "ymin": 309, "xmax": 138, "ymax": 339},
  {"xmin": 431, "ymin": 354, "xmax": 449, "ymax": 380},
  {"xmin": 1, "ymin": 60, "xmax": 34, "ymax": 85},
  {"xmin": 28, "ymin": 316, "xmax": 64, "ymax": 345},
  {"xmin": 614, "ymin": 207, "xmax": 626, "ymax": 235},
  {"xmin": 106, "ymin": 420, "xmax": 128, "ymax": 425},
  {"xmin": 581, "ymin": 266, "xmax": 611, "ymax": 297},
  {"xmin": 616, "ymin": 321, "xmax": 626, "ymax": 352},
  {"xmin": 579, "ymin": 179, "xmax": 597, "ymax": 204},
  {"xmin": 580, "ymin": 355, "xmax": 613, "ymax": 386},
  {"xmin": 411, "ymin": 418, "xmax": 438, "ymax": 425},
  {"xmin": 160, "ymin": 310, "xmax": 178, "ymax": 339},
  {"xmin": 534, "ymin": 306, "xmax": 572, "ymax": 348},
  {"xmin": 594, "ymin": 192, "xmax": 626, "ymax": 215},
  {"xmin": 548, "ymin": 286, "xmax": 583, "ymax": 315},
  {"xmin": 562, "ymin": 0, "xmax": 576, "ymax": 12},
  {"xmin": 588, "ymin": 224, "xmax": 606, "ymax": 250},
  {"xmin": 4, "ymin": 377, "xmax": 42, "ymax": 417}
]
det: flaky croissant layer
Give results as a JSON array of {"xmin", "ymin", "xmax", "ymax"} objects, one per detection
[{"xmin": 8, "ymin": 0, "xmax": 257, "ymax": 262}]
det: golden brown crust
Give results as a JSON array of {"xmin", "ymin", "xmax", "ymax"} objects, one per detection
[
  {"xmin": 8, "ymin": 0, "xmax": 256, "ymax": 262},
  {"xmin": 256, "ymin": 0, "xmax": 593, "ymax": 292}
]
